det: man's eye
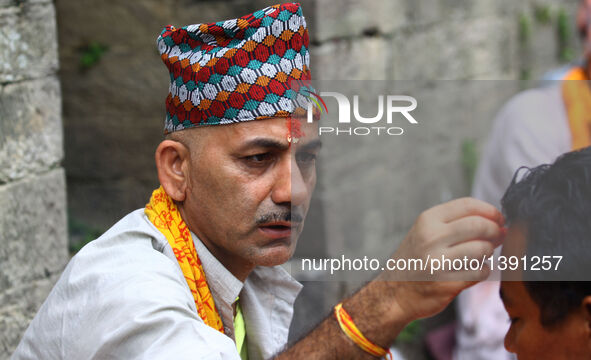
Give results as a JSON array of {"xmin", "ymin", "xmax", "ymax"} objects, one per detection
[
  {"xmin": 296, "ymin": 153, "xmax": 317, "ymax": 164},
  {"xmin": 244, "ymin": 153, "xmax": 272, "ymax": 164}
]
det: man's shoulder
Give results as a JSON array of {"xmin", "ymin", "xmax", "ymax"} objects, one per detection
[
  {"xmin": 69, "ymin": 208, "xmax": 181, "ymax": 282},
  {"xmin": 12, "ymin": 209, "xmax": 215, "ymax": 359},
  {"xmin": 83, "ymin": 208, "xmax": 170, "ymax": 254},
  {"xmin": 47, "ymin": 207, "xmax": 192, "ymax": 306}
]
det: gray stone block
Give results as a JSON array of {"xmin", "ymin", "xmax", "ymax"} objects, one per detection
[
  {"xmin": 173, "ymin": 0, "xmax": 255, "ymax": 26},
  {"xmin": 0, "ymin": 169, "xmax": 68, "ymax": 290},
  {"xmin": 309, "ymin": 0, "xmax": 407, "ymax": 42},
  {"xmin": 0, "ymin": 0, "xmax": 51, "ymax": 8},
  {"xmin": 390, "ymin": 17, "xmax": 515, "ymax": 81},
  {"xmin": 0, "ymin": 276, "xmax": 58, "ymax": 358},
  {"xmin": 0, "ymin": 305, "xmax": 30, "ymax": 359},
  {"xmin": 66, "ymin": 177, "xmax": 159, "ymax": 233},
  {"xmin": 313, "ymin": 37, "xmax": 388, "ymax": 80},
  {"xmin": 306, "ymin": 0, "xmax": 526, "ymax": 44},
  {"xmin": 0, "ymin": 76, "xmax": 62, "ymax": 183},
  {"xmin": 409, "ymin": 0, "xmax": 521, "ymax": 25},
  {"xmin": 0, "ymin": 3, "xmax": 58, "ymax": 82}
]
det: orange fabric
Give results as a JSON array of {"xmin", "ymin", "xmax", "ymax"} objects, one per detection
[
  {"xmin": 334, "ymin": 303, "xmax": 393, "ymax": 359},
  {"xmin": 562, "ymin": 67, "xmax": 591, "ymax": 150},
  {"xmin": 145, "ymin": 186, "xmax": 224, "ymax": 333}
]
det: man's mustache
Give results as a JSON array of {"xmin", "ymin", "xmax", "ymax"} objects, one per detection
[{"xmin": 256, "ymin": 210, "xmax": 304, "ymax": 225}]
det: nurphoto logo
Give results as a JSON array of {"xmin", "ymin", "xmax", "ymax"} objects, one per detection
[{"xmin": 305, "ymin": 91, "xmax": 418, "ymax": 136}]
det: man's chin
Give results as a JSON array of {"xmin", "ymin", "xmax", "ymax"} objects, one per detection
[{"xmin": 253, "ymin": 242, "xmax": 296, "ymax": 267}]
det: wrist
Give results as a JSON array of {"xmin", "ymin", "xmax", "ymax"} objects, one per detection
[
  {"xmin": 334, "ymin": 302, "xmax": 393, "ymax": 359},
  {"xmin": 343, "ymin": 280, "xmax": 412, "ymax": 348}
]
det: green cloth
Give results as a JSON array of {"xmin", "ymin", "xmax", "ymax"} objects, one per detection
[{"xmin": 234, "ymin": 297, "xmax": 248, "ymax": 360}]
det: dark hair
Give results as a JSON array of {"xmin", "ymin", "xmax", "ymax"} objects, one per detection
[{"xmin": 501, "ymin": 146, "xmax": 591, "ymax": 327}]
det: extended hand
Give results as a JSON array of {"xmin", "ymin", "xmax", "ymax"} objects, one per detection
[
  {"xmin": 377, "ymin": 197, "xmax": 505, "ymax": 324},
  {"xmin": 277, "ymin": 197, "xmax": 505, "ymax": 359}
]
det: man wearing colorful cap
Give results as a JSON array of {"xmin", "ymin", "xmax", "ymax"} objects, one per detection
[{"xmin": 13, "ymin": 3, "xmax": 504, "ymax": 359}]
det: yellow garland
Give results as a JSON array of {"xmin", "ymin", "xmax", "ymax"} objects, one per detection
[
  {"xmin": 145, "ymin": 186, "xmax": 224, "ymax": 333},
  {"xmin": 562, "ymin": 67, "xmax": 591, "ymax": 150},
  {"xmin": 334, "ymin": 303, "xmax": 393, "ymax": 359}
]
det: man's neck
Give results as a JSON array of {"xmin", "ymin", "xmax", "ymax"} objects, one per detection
[
  {"xmin": 178, "ymin": 206, "xmax": 254, "ymax": 282},
  {"xmin": 197, "ymin": 238, "xmax": 255, "ymax": 282}
]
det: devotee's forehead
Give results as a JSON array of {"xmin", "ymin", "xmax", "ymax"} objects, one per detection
[
  {"xmin": 501, "ymin": 224, "xmax": 527, "ymax": 281},
  {"xmin": 499, "ymin": 281, "xmax": 520, "ymax": 307},
  {"xmin": 501, "ymin": 224, "xmax": 527, "ymax": 257}
]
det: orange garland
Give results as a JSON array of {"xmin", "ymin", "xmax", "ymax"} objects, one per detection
[
  {"xmin": 334, "ymin": 303, "xmax": 393, "ymax": 359},
  {"xmin": 562, "ymin": 67, "xmax": 591, "ymax": 150},
  {"xmin": 145, "ymin": 186, "xmax": 224, "ymax": 333}
]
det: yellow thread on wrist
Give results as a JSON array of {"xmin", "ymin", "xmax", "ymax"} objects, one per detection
[{"xmin": 334, "ymin": 303, "xmax": 393, "ymax": 359}]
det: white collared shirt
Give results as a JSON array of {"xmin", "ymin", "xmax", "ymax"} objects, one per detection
[{"xmin": 12, "ymin": 209, "xmax": 302, "ymax": 360}]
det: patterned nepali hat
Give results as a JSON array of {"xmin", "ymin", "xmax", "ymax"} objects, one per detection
[{"xmin": 157, "ymin": 3, "xmax": 312, "ymax": 134}]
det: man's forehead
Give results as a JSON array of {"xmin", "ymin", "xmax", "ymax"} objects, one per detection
[{"xmin": 198, "ymin": 117, "xmax": 319, "ymax": 147}]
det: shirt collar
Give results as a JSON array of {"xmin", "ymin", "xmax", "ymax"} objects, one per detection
[
  {"xmin": 192, "ymin": 232, "xmax": 243, "ymax": 336},
  {"xmin": 191, "ymin": 231, "xmax": 303, "ymax": 351}
]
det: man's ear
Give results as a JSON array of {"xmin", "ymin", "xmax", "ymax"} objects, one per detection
[{"xmin": 155, "ymin": 140, "xmax": 190, "ymax": 202}]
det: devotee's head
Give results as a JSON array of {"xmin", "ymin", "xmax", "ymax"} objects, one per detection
[
  {"xmin": 578, "ymin": 0, "xmax": 591, "ymax": 61},
  {"xmin": 152, "ymin": 3, "xmax": 320, "ymax": 279},
  {"xmin": 499, "ymin": 146, "xmax": 591, "ymax": 360}
]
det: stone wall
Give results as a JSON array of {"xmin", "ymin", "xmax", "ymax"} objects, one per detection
[{"xmin": 0, "ymin": 0, "xmax": 67, "ymax": 357}]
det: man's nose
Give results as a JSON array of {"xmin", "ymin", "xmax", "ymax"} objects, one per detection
[{"xmin": 271, "ymin": 155, "xmax": 307, "ymax": 206}]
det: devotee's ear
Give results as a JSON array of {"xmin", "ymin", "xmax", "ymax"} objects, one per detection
[
  {"xmin": 155, "ymin": 140, "xmax": 190, "ymax": 202},
  {"xmin": 582, "ymin": 296, "xmax": 591, "ymax": 343}
]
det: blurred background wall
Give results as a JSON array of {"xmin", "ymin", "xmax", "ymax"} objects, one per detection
[
  {"xmin": 0, "ymin": 0, "xmax": 68, "ymax": 357},
  {"xmin": 0, "ymin": 0, "xmax": 582, "ymax": 358}
]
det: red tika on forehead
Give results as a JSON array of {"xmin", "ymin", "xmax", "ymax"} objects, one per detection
[{"xmin": 286, "ymin": 117, "xmax": 305, "ymax": 144}]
